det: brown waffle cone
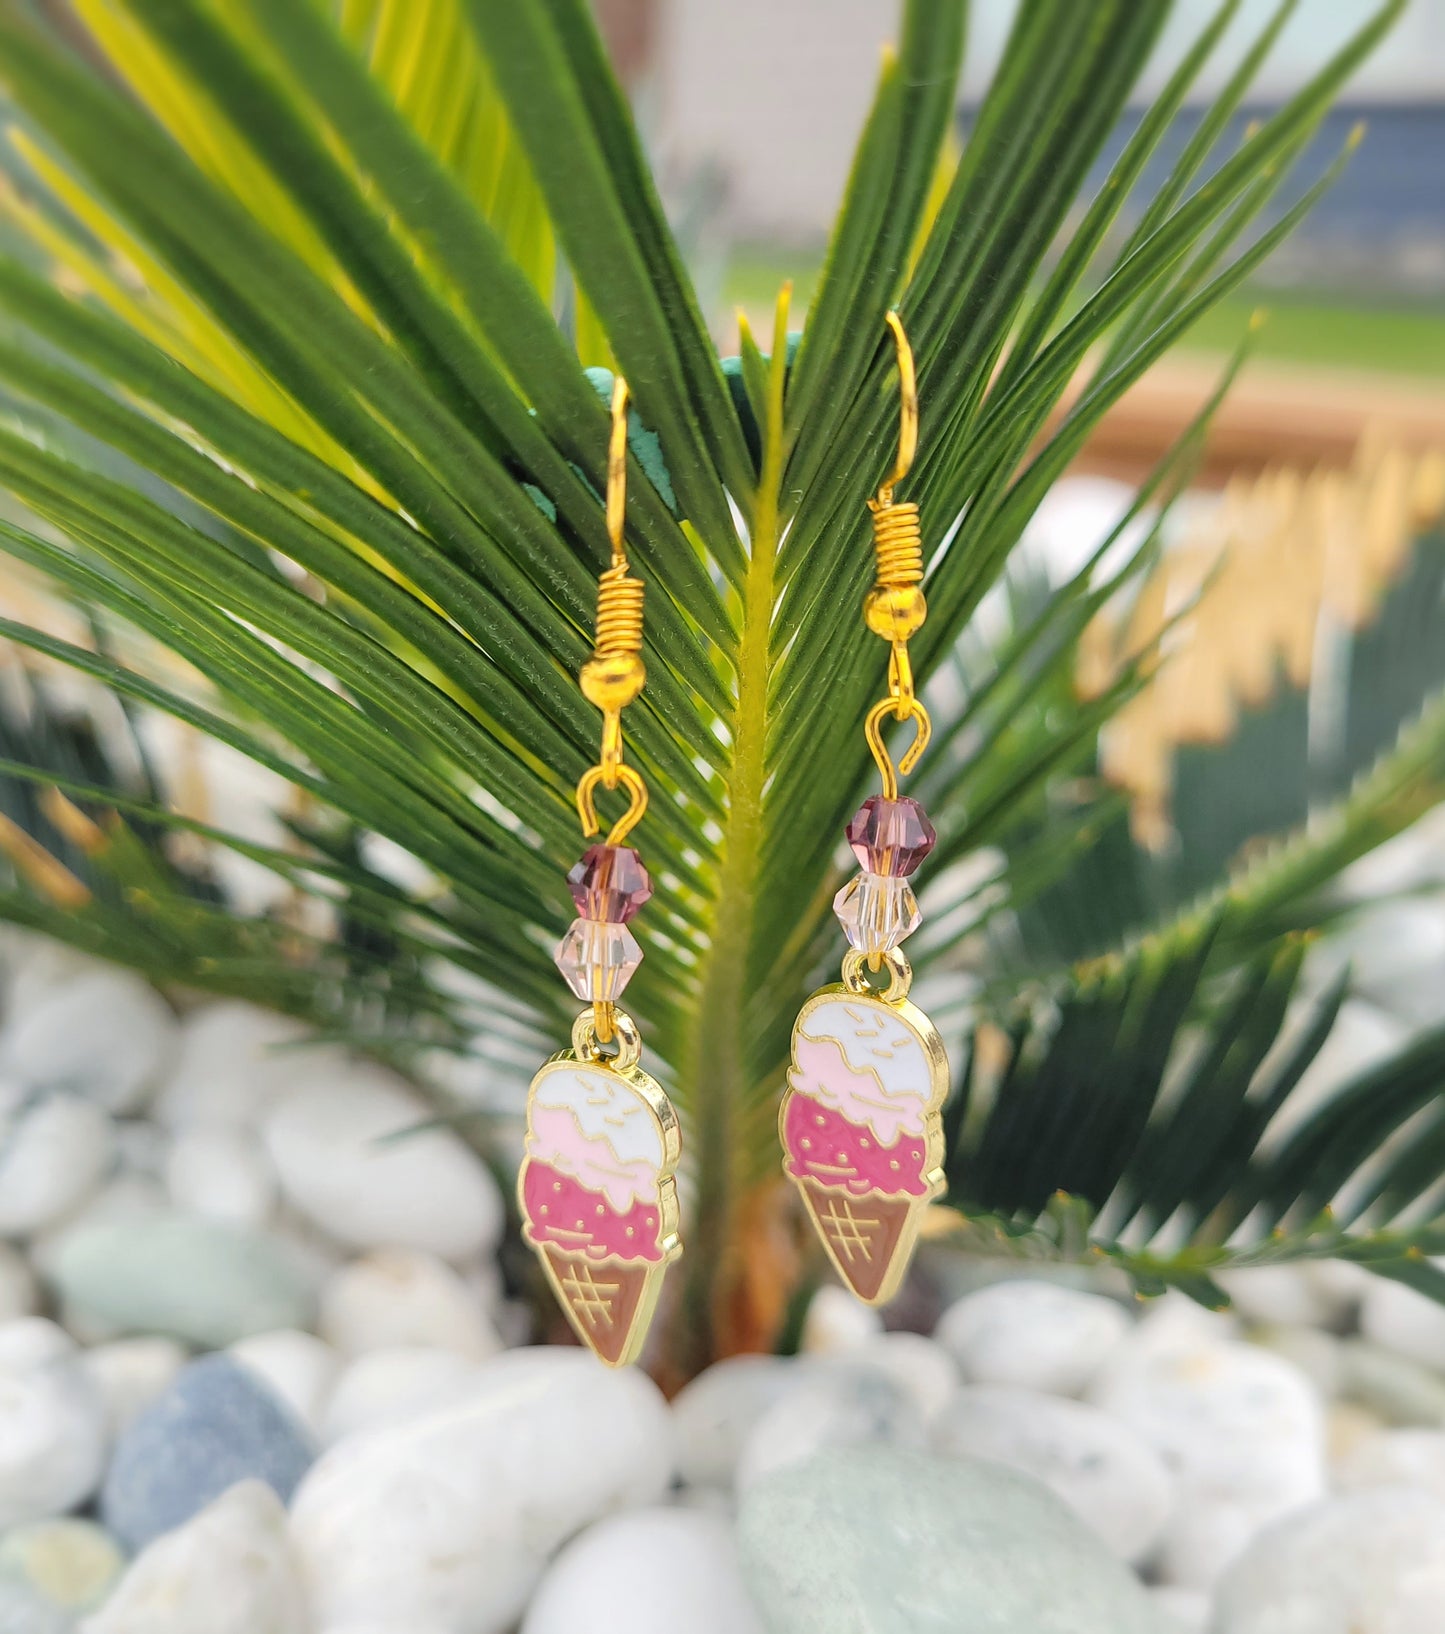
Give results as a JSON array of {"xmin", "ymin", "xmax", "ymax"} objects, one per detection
[
  {"xmin": 796, "ymin": 1177, "xmax": 925, "ymax": 1305},
  {"xmin": 541, "ymin": 1245, "xmax": 663, "ymax": 1368}
]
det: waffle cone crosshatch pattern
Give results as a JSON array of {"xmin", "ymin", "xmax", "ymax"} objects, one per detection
[
  {"xmin": 781, "ymin": 311, "xmax": 951, "ymax": 1305},
  {"xmin": 517, "ymin": 377, "xmax": 682, "ymax": 1368}
]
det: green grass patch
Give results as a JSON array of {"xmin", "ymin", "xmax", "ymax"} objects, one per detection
[
  {"xmin": 1179, "ymin": 294, "xmax": 1445, "ymax": 379},
  {"xmin": 723, "ymin": 248, "xmax": 1445, "ymax": 381}
]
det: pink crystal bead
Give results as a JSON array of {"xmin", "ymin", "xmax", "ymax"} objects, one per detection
[
  {"xmin": 566, "ymin": 844, "xmax": 652, "ymax": 923},
  {"xmin": 833, "ymin": 872, "xmax": 921, "ymax": 954},
  {"xmin": 553, "ymin": 917, "xmax": 643, "ymax": 1002},
  {"xmin": 845, "ymin": 795, "xmax": 936, "ymax": 877}
]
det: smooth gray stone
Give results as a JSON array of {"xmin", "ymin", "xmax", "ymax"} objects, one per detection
[
  {"xmin": 101, "ymin": 1355, "xmax": 313, "ymax": 1551},
  {"xmin": 737, "ymin": 1444, "xmax": 1157, "ymax": 1634},
  {"xmin": 50, "ymin": 1215, "xmax": 313, "ymax": 1348}
]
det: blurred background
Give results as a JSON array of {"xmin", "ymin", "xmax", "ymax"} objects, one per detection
[
  {"xmin": 590, "ymin": 0, "xmax": 1445, "ymax": 1055},
  {"xmin": 604, "ymin": 0, "xmax": 1444, "ymax": 477}
]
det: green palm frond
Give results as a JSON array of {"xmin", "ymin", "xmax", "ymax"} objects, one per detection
[{"xmin": 0, "ymin": 0, "xmax": 1434, "ymax": 1372}]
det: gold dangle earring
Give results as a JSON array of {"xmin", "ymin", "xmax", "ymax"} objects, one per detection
[
  {"xmin": 518, "ymin": 377, "xmax": 681, "ymax": 1367},
  {"xmin": 780, "ymin": 311, "xmax": 948, "ymax": 1306}
]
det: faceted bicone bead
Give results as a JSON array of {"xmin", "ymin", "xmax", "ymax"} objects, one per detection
[
  {"xmin": 845, "ymin": 795, "xmax": 936, "ymax": 877},
  {"xmin": 566, "ymin": 844, "xmax": 652, "ymax": 924},
  {"xmin": 833, "ymin": 871, "xmax": 922, "ymax": 954},
  {"xmin": 553, "ymin": 916, "xmax": 643, "ymax": 1002}
]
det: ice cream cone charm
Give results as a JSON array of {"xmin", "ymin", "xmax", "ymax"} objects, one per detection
[
  {"xmin": 781, "ymin": 953, "xmax": 947, "ymax": 1305},
  {"xmin": 520, "ymin": 1011, "xmax": 681, "ymax": 1367},
  {"xmin": 782, "ymin": 311, "xmax": 950, "ymax": 1304}
]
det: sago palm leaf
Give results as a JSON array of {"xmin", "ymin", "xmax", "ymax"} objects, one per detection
[{"xmin": 0, "ymin": 0, "xmax": 1435, "ymax": 1375}]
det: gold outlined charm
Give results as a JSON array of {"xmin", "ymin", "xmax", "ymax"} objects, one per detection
[
  {"xmin": 523, "ymin": 378, "xmax": 681, "ymax": 1364},
  {"xmin": 520, "ymin": 1013, "xmax": 681, "ymax": 1367},
  {"xmin": 782, "ymin": 313, "xmax": 950, "ymax": 1305},
  {"xmin": 781, "ymin": 955, "xmax": 947, "ymax": 1305}
]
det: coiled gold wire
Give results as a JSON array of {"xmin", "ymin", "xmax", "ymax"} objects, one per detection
[
  {"xmin": 593, "ymin": 563, "xmax": 645, "ymax": 658},
  {"xmin": 869, "ymin": 498, "xmax": 924, "ymax": 588}
]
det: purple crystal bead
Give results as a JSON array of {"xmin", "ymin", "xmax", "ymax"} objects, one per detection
[
  {"xmin": 566, "ymin": 843, "xmax": 652, "ymax": 923},
  {"xmin": 553, "ymin": 917, "xmax": 643, "ymax": 1002},
  {"xmin": 845, "ymin": 795, "xmax": 936, "ymax": 877}
]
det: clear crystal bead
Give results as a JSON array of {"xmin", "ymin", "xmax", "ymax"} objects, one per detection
[
  {"xmin": 553, "ymin": 917, "xmax": 643, "ymax": 1002},
  {"xmin": 833, "ymin": 871, "xmax": 921, "ymax": 954}
]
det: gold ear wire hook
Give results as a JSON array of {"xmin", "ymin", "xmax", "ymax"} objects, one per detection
[
  {"xmin": 863, "ymin": 311, "xmax": 931, "ymax": 795},
  {"xmin": 880, "ymin": 308, "xmax": 918, "ymax": 500},
  {"xmin": 577, "ymin": 376, "xmax": 648, "ymax": 797},
  {"xmin": 605, "ymin": 375, "xmax": 629, "ymax": 563}
]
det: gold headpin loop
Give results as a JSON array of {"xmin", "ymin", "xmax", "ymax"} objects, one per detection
[
  {"xmin": 574, "ymin": 376, "xmax": 650, "ymax": 1039},
  {"xmin": 576, "ymin": 763, "xmax": 648, "ymax": 846},
  {"xmin": 865, "ymin": 697, "xmax": 931, "ymax": 803},
  {"xmin": 863, "ymin": 311, "xmax": 931, "ymax": 797}
]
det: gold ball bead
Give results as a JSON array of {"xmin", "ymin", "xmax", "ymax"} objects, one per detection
[
  {"xmin": 580, "ymin": 650, "xmax": 646, "ymax": 709},
  {"xmin": 864, "ymin": 584, "xmax": 927, "ymax": 641}
]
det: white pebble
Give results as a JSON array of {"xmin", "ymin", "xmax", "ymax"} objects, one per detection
[
  {"xmin": 1360, "ymin": 1274, "xmax": 1445, "ymax": 1373},
  {"xmin": 1251, "ymin": 1324, "xmax": 1342, "ymax": 1399},
  {"xmin": 290, "ymin": 1348, "xmax": 675, "ymax": 1632},
  {"xmin": 229, "ymin": 1330, "xmax": 339, "ymax": 1439},
  {"xmin": 0, "ymin": 1318, "xmax": 108, "ymax": 1529},
  {"xmin": 166, "ymin": 1127, "xmax": 277, "ymax": 1228},
  {"xmin": 936, "ymin": 1280, "xmax": 1130, "ymax": 1396},
  {"xmin": 82, "ymin": 1478, "xmax": 307, "ymax": 1634},
  {"xmin": 521, "ymin": 1507, "xmax": 763, "ymax": 1634},
  {"xmin": 0, "ymin": 1316, "xmax": 74, "ymax": 1368},
  {"xmin": 270, "ymin": 1209, "xmax": 348, "ymax": 1291},
  {"xmin": 1091, "ymin": 1336, "xmax": 1325, "ymax": 1587},
  {"xmin": 263, "ymin": 1069, "xmax": 503, "ymax": 1262},
  {"xmin": 934, "ymin": 1384, "xmax": 1175, "ymax": 1564},
  {"xmin": 1148, "ymin": 1585, "xmax": 1211, "ymax": 1632},
  {"xmin": 111, "ymin": 1120, "xmax": 169, "ymax": 1180},
  {"xmin": 1214, "ymin": 1488, "xmax": 1445, "ymax": 1633},
  {"xmin": 735, "ymin": 1363, "xmax": 921, "ymax": 1491},
  {"xmin": 848, "ymin": 1332, "xmax": 958, "ymax": 1421},
  {"xmin": 670, "ymin": 1355, "xmax": 800, "ymax": 1489},
  {"xmin": 319, "ymin": 1250, "xmax": 501, "ymax": 1359},
  {"xmin": 1155, "ymin": 1490, "xmax": 1291, "ymax": 1591},
  {"xmin": 321, "ymin": 1347, "xmax": 477, "ymax": 1444},
  {"xmin": 0, "ymin": 1095, "xmax": 114, "ymax": 1236},
  {"xmin": 318, "ymin": 1627, "xmax": 449, "ymax": 1634},
  {"xmin": 1127, "ymin": 1291, "xmax": 1238, "ymax": 1358},
  {"xmin": 0, "ymin": 970, "xmax": 176, "ymax": 1115},
  {"xmin": 1339, "ymin": 1339, "xmax": 1445, "ymax": 1426},
  {"xmin": 151, "ymin": 1002, "xmax": 313, "ymax": 1130},
  {"xmin": 1303, "ymin": 1259, "xmax": 1375, "ymax": 1321},
  {"xmin": 1091, "ymin": 1335, "xmax": 1325, "ymax": 1502},
  {"xmin": 80, "ymin": 1337, "xmax": 187, "ymax": 1437},
  {"xmin": 799, "ymin": 1285, "xmax": 884, "ymax": 1354},
  {"xmin": 1328, "ymin": 1401, "xmax": 1387, "ymax": 1464},
  {"xmin": 1217, "ymin": 1265, "xmax": 1334, "ymax": 1329},
  {"xmin": 1336, "ymin": 1428, "xmax": 1445, "ymax": 1500},
  {"xmin": 1, "ymin": 937, "xmax": 106, "ymax": 1015},
  {"xmin": 0, "ymin": 1243, "xmax": 38, "ymax": 1321}
]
